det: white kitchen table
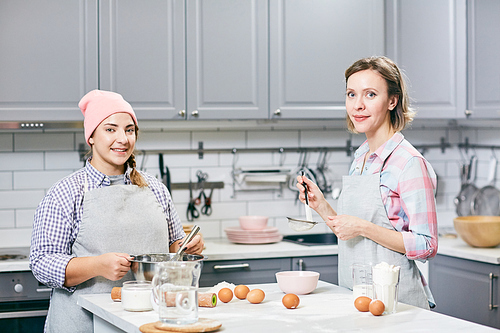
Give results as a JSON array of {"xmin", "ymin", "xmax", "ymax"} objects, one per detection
[{"xmin": 78, "ymin": 281, "xmax": 497, "ymax": 333}]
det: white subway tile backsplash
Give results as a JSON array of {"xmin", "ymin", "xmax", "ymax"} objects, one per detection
[
  {"xmin": 14, "ymin": 170, "xmax": 72, "ymax": 190},
  {"xmin": 192, "ymin": 131, "xmax": 245, "ymax": 149},
  {"xmin": 231, "ymin": 152, "xmax": 273, "ymax": 168},
  {"xmin": 3, "ymin": 120, "xmax": 500, "ymax": 247},
  {"xmin": 0, "ymin": 210, "xmax": 15, "ymax": 228},
  {"xmin": 476, "ymin": 128, "xmax": 500, "ymax": 145},
  {"xmin": 247, "ymin": 130, "xmax": 299, "ymax": 148},
  {"xmin": 45, "ymin": 152, "xmax": 83, "ymax": 170},
  {"xmin": 194, "ymin": 220, "xmax": 220, "ymax": 239},
  {"xmin": 0, "ymin": 134, "xmax": 13, "ymax": 151},
  {"xmin": 301, "ymin": 129, "xmax": 350, "ymax": 147},
  {"xmin": 15, "ymin": 132, "xmax": 75, "ymax": 151},
  {"xmin": 136, "ymin": 131, "xmax": 191, "ymax": 150},
  {"xmin": 0, "ymin": 190, "xmax": 45, "ymax": 209},
  {"xmin": 16, "ymin": 209, "xmax": 36, "ymax": 228},
  {"xmin": 0, "ymin": 172, "xmax": 12, "ymax": 190},
  {"xmin": 0, "ymin": 152, "xmax": 44, "ymax": 171},
  {"xmin": 0, "ymin": 228, "xmax": 32, "ymax": 248},
  {"xmin": 160, "ymin": 153, "xmax": 219, "ymax": 169}
]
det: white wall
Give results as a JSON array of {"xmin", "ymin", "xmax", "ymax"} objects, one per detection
[{"xmin": 0, "ymin": 119, "xmax": 498, "ymax": 248}]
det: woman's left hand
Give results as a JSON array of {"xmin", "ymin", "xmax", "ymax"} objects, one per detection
[
  {"xmin": 182, "ymin": 234, "xmax": 204, "ymax": 255},
  {"xmin": 326, "ymin": 215, "xmax": 368, "ymax": 241}
]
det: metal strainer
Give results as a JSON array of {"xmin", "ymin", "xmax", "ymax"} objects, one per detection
[
  {"xmin": 471, "ymin": 155, "xmax": 500, "ymax": 216},
  {"xmin": 287, "ymin": 217, "xmax": 325, "ymax": 231},
  {"xmin": 287, "ymin": 172, "xmax": 325, "ymax": 231}
]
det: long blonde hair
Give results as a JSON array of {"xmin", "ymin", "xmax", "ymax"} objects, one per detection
[{"xmin": 344, "ymin": 56, "xmax": 415, "ymax": 133}]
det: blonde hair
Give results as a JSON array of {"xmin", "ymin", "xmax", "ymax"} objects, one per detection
[{"xmin": 344, "ymin": 56, "xmax": 415, "ymax": 133}]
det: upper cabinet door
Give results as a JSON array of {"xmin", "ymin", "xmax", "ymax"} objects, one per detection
[
  {"xmin": 467, "ymin": 0, "xmax": 500, "ymax": 118},
  {"xmin": 0, "ymin": 0, "xmax": 98, "ymax": 121},
  {"xmin": 186, "ymin": 0, "xmax": 268, "ymax": 120},
  {"xmin": 269, "ymin": 0, "xmax": 385, "ymax": 119},
  {"xmin": 99, "ymin": 0, "xmax": 185, "ymax": 120},
  {"xmin": 386, "ymin": 0, "xmax": 467, "ymax": 119}
]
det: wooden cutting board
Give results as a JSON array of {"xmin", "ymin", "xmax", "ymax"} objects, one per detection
[{"xmin": 139, "ymin": 318, "xmax": 222, "ymax": 333}]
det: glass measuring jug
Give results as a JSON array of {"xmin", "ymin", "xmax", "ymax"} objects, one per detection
[
  {"xmin": 152, "ymin": 261, "xmax": 202, "ymax": 325},
  {"xmin": 352, "ymin": 263, "xmax": 373, "ymax": 299}
]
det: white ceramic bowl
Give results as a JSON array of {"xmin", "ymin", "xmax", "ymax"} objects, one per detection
[
  {"xmin": 275, "ymin": 271, "xmax": 320, "ymax": 295},
  {"xmin": 239, "ymin": 215, "xmax": 268, "ymax": 230}
]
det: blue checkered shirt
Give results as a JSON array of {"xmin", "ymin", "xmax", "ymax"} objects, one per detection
[{"xmin": 29, "ymin": 160, "xmax": 184, "ymax": 290}]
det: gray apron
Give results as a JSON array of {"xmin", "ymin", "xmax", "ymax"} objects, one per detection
[
  {"xmin": 337, "ymin": 165, "xmax": 432, "ymax": 310},
  {"xmin": 45, "ymin": 180, "xmax": 169, "ymax": 333}
]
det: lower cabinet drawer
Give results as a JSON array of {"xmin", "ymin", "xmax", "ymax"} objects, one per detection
[
  {"xmin": 200, "ymin": 258, "xmax": 290, "ymax": 287},
  {"xmin": 291, "ymin": 255, "xmax": 338, "ymax": 285}
]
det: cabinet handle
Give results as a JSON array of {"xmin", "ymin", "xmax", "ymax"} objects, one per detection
[
  {"xmin": 191, "ymin": 110, "xmax": 199, "ymax": 117},
  {"xmin": 297, "ymin": 259, "xmax": 304, "ymax": 271},
  {"xmin": 489, "ymin": 273, "xmax": 498, "ymax": 311},
  {"xmin": 213, "ymin": 263, "xmax": 250, "ymax": 271},
  {"xmin": 464, "ymin": 109, "xmax": 473, "ymax": 117},
  {"xmin": 274, "ymin": 109, "xmax": 281, "ymax": 116},
  {"xmin": 178, "ymin": 110, "xmax": 186, "ymax": 117}
]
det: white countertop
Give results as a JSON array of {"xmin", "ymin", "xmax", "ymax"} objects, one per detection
[
  {"xmin": 78, "ymin": 281, "xmax": 497, "ymax": 333},
  {"xmin": 1, "ymin": 236, "xmax": 499, "ymax": 273},
  {"xmin": 437, "ymin": 237, "xmax": 500, "ymax": 264},
  {"xmin": 0, "ymin": 247, "xmax": 30, "ymax": 272},
  {"xmin": 201, "ymin": 238, "xmax": 338, "ymax": 261}
]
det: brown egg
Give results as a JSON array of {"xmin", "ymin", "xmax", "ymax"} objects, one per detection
[
  {"xmin": 234, "ymin": 285, "xmax": 250, "ymax": 300},
  {"xmin": 354, "ymin": 296, "xmax": 371, "ymax": 312},
  {"xmin": 218, "ymin": 288, "xmax": 233, "ymax": 303},
  {"xmin": 369, "ymin": 299, "xmax": 385, "ymax": 316},
  {"xmin": 282, "ymin": 293, "xmax": 300, "ymax": 309},
  {"xmin": 246, "ymin": 289, "xmax": 265, "ymax": 304}
]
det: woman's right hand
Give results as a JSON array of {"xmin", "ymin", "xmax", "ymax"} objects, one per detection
[
  {"xmin": 64, "ymin": 252, "xmax": 133, "ymax": 287},
  {"xmin": 295, "ymin": 175, "xmax": 336, "ymax": 220},
  {"xmin": 96, "ymin": 253, "xmax": 133, "ymax": 281}
]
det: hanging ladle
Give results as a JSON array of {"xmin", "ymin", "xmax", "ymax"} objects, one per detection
[{"xmin": 287, "ymin": 172, "xmax": 325, "ymax": 231}]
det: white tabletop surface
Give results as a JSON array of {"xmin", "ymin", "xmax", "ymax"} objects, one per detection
[
  {"xmin": 201, "ymin": 238, "xmax": 338, "ymax": 260},
  {"xmin": 437, "ymin": 237, "xmax": 500, "ymax": 264},
  {"xmin": 78, "ymin": 281, "xmax": 497, "ymax": 333},
  {"xmin": 1, "ymin": 236, "xmax": 499, "ymax": 273}
]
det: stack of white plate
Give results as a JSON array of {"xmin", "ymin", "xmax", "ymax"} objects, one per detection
[{"xmin": 224, "ymin": 226, "xmax": 283, "ymax": 244}]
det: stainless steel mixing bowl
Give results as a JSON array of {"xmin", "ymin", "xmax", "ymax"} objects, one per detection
[{"xmin": 130, "ymin": 253, "xmax": 205, "ymax": 281}]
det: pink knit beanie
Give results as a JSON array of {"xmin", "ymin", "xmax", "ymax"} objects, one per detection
[{"xmin": 79, "ymin": 90, "xmax": 138, "ymax": 146}]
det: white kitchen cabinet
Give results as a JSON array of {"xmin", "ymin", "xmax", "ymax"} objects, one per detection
[
  {"xmin": 0, "ymin": 0, "xmax": 268, "ymax": 121},
  {"xmin": 99, "ymin": 0, "xmax": 185, "ymax": 120},
  {"xmin": 269, "ymin": 0, "xmax": 385, "ymax": 119},
  {"xmin": 386, "ymin": 0, "xmax": 467, "ymax": 119},
  {"xmin": 466, "ymin": 0, "xmax": 500, "ymax": 118},
  {"xmin": 186, "ymin": 0, "xmax": 269, "ymax": 120},
  {"xmin": 100, "ymin": 0, "xmax": 268, "ymax": 120},
  {"xmin": 0, "ymin": 0, "xmax": 98, "ymax": 121},
  {"xmin": 429, "ymin": 254, "xmax": 500, "ymax": 329}
]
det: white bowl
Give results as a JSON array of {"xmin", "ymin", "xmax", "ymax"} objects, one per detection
[
  {"xmin": 275, "ymin": 271, "xmax": 320, "ymax": 295},
  {"xmin": 239, "ymin": 216, "xmax": 268, "ymax": 230}
]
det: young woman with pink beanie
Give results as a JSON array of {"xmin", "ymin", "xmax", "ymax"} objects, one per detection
[{"xmin": 29, "ymin": 90, "xmax": 204, "ymax": 332}]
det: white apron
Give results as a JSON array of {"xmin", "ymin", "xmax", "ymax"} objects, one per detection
[
  {"xmin": 337, "ymin": 166, "xmax": 432, "ymax": 310},
  {"xmin": 45, "ymin": 181, "xmax": 169, "ymax": 332}
]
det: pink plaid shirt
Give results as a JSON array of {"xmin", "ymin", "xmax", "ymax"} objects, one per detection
[{"xmin": 349, "ymin": 132, "xmax": 438, "ymax": 261}]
